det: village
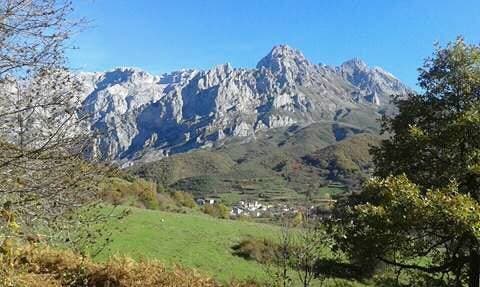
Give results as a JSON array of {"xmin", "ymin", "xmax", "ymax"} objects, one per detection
[{"xmin": 195, "ymin": 197, "xmax": 335, "ymax": 219}]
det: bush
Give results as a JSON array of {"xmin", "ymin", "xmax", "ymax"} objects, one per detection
[
  {"xmin": 171, "ymin": 191, "xmax": 197, "ymax": 208},
  {"xmin": 100, "ymin": 177, "xmax": 159, "ymax": 209},
  {"xmin": 131, "ymin": 179, "xmax": 159, "ymax": 209},
  {"xmin": 156, "ymin": 192, "xmax": 176, "ymax": 210},
  {"xmin": 232, "ymin": 238, "xmax": 278, "ymax": 264},
  {"xmin": 100, "ymin": 178, "xmax": 200, "ymax": 213},
  {"xmin": 201, "ymin": 203, "xmax": 230, "ymax": 219}
]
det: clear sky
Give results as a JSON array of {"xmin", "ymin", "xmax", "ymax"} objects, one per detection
[{"xmin": 69, "ymin": 0, "xmax": 480, "ymax": 88}]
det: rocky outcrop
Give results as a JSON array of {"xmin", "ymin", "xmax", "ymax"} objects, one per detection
[
  {"xmin": 334, "ymin": 58, "xmax": 410, "ymax": 105},
  {"xmin": 79, "ymin": 45, "xmax": 411, "ymax": 162}
]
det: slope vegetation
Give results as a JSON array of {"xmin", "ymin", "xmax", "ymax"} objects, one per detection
[{"xmin": 129, "ymin": 122, "xmax": 381, "ymax": 203}]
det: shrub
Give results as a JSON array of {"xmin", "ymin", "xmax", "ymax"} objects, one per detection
[
  {"xmin": 232, "ymin": 238, "xmax": 278, "ymax": 264},
  {"xmin": 131, "ymin": 179, "xmax": 159, "ymax": 209},
  {"xmin": 171, "ymin": 191, "xmax": 197, "ymax": 208},
  {"xmin": 156, "ymin": 192, "xmax": 176, "ymax": 210},
  {"xmin": 100, "ymin": 177, "xmax": 159, "ymax": 209},
  {"xmin": 100, "ymin": 178, "xmax": 200, "ymax": 213},
  {"xmin": 201, "ymin": 203, "xmax": 230, "ymax": 219}
]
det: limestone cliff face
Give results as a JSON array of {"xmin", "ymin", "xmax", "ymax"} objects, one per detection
[
  {"xmin": 334, "ymin": 58, "xmax": 410, "ymax": 105},
  {"xmin": 79, "ymin": 45, "xmax": 410, "ymax": 162}
]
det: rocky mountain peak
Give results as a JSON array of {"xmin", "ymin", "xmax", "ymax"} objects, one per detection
[
  {"xmin": 78, "ymin": 45, "xmax": 410, "ymax": 163},
  {"xmin": 340, "ymin": 58, "xmax": 368, "ymax": 71},
  {"xmin": 256, "ymin": 45, "xmax": 315, "ymax": 86},
  {"xmin": 336, "ymin": 58, "xmax": 411, "ymax": 105},
  {"xmin": 256, "ymin": 45, "xmax": 310, "ymax": 71}
]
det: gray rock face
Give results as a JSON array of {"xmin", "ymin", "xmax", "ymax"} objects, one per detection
[
  {"xmin": 334, "ymin": 58, "xmax": 411, "ymax": 105},
  {"xmin": 79, "ymin": 45, "xmax": 411, "ymax": 162}
]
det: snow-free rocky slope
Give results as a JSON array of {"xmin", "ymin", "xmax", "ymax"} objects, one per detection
[{"xmin": 79, "ymin": 45, "xmax": 410, "ymax": 163}]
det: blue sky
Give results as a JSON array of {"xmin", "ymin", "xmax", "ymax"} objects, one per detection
[{"xmin": 69, "ymin": 0, "xmax": 480, "ymax": 88}]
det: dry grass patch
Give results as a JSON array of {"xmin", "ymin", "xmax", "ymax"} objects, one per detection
[{"xmin": 1, "ymin": 245, "xmax": 259, "ymax": 287}]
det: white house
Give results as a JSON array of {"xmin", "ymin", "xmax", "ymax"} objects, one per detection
[
  {"xmin": 196, "ymin": 198, "xmax": 218, "ymax": 205},
  {"xmin": 230, "ymin": 206, "xmax": 244, "ymax": 216}
]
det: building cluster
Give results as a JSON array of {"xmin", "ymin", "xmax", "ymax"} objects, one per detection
[
  {"xmin": 230, "ymin": 201, "xmax": 272, "ymax": 217},
  {"xmin": 195, "ymin": 196, "xmax": 337, "ymax": 219},
  {"xmin": 195, "ymin": 198, "xmax": 219, "ymax": 206},
  {"xmin": 229, "ymin": 200, "xmax": 313, "ymax": 218}
]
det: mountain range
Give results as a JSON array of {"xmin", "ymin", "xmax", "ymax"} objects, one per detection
[{"xmin": 79, "ymin": 45, "xmax": 410, "ymax": 164}]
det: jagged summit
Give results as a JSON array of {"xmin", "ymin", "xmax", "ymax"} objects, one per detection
[
  {"xmin": 256, "ymin": 45, "xmax": 316, "ymax": 86},
  {"xmin": 256, "ymin": 45, "xmax": 309, "ymax": 70},
  {"xmin": 336, "ymin": 57, "xmax": 410, "ymax": 105},
  {"xmin": 340, "ymin": 58, "xmax": 368, "ymax": 70},
  {"xmin": 257, "ymin": 45, "xmax": 312, "ymax": 71},
  {"xmin": 270, "ymin": 44, "xmax": 299, "ymax": 53},
  {"xmin": 78, "ymin": 45, "xmax": 411, "ymax": 163}
]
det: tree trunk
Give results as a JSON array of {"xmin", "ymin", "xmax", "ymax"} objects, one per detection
[
  {"xmin": 304, "ymin": 267, "xmax": 308, "ymax": 287},
  {"xmin": 469, "ymin": 248, "xmax": 480, "ymax": 287}
]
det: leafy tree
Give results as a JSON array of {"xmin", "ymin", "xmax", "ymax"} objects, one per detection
[
  {"xmin": 291, "ymin": 218, "xmax": 332, "ymax": 287},
  {"xmin": 267, "ymin": 222, "xmax": 294, "ymax": 287},
  {"xmin": 372, "ymin": 38, "xmax": 480, "ymax": 198},
  {"xmin": 334, "ymin": 38, "xmax": 480, "ymax": 286},
  {"xmin": 0, "ymin": 0, "xmax": 113, "ymax": 254}
]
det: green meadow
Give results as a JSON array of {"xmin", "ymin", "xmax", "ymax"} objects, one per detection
[{"xmin": 95, "ymin": 207, "xmax": 279, "ymax": 283}]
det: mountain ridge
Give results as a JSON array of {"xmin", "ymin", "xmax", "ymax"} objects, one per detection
[{"xmin": 78, "ymin": 44, "xmax": 411, "ymax": 163}]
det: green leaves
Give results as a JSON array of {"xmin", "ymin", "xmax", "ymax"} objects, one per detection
[
  {"xmin": 455, "ymin": 105, "xmax": 480, "ymax": 126},
  {"xmin": 336, "ymin": 38, "xmax": 480, "ymax": 285},
  {"xmin": 373, "ymin": 38, "xmax": 480, "ymax": 194},
  {"xmin": 335, "ymin": 175, "xmax": 480, "ymax": 284},
  {"xmin": 408, "ymin": 124, "xmax": 428, "ymax": 141}
]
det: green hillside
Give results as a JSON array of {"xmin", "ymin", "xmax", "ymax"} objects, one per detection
[
  {"xmin": 93, "ymin": 207, "xmax": 367, "ymax": 286},
  {"xmin": 94, "ymin": 207, "xmax": 278, "ymax": 283},
  {"xmin": 302, "ymin": 133, "xmax": 381, "ymax": 189},
  {"xmin": 129, "ymin": 122, "xmax": 380, "ymax": 204}
]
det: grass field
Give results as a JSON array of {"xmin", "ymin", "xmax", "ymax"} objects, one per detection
[
  {"xmin": 95, "ymin": 207, "xmax": 279, "ymax": 283},
  {"xmin": 92, "ymin": 206, "xmax": 369, "ymax": 286}
]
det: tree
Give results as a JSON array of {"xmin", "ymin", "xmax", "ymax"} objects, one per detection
[
  {"xmin": 267, "ymin": 214, "xmax": 333, "ymax": 287},
  {"xmin": 267, "ymin": 221, "xmax": 294, "ymax": 287},
  {"xmin": 0, "ymin": 0, "xmax": 110, "ymax": 252},
  {"xmin": 334, "ymin": 38, "xmax": 480, "ymax": 286},
  {"xmin": 291, "ymin": 216, "xmax": 331, "ymax": 287},
  {"xmin": 372, "ymin": 38, "xmax": 480, "ymax": 199}
]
